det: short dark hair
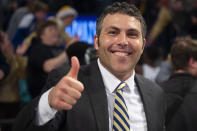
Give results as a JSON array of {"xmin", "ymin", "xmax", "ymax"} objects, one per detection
[
  {"xmin": 171, "ymin": 39, "xmax": 197, "ymax": 70},
  {"xmin": 96, "ymin": 2, "xmax": 147, "ymax": 39},
  {"xmin": 144, "ymin": 46, "xmax": 160, "ymax": 62},
  {"xmin": 36, "ymin": 20, "xmax": 57, "ymax": 39}
]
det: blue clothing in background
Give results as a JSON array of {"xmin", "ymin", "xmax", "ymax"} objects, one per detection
[{"xmin": 12, "ymin": 13, "xmax": 36, "ymax": 48}]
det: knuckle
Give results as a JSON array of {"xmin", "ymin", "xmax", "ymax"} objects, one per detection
[
  {"xmin": 76, "ymin": 92, "xmax": 81, "ymax": 99},
  {"xmin": 59, "ymin": 86, "xmax": 67, "ymax": 93},
  {"xmin": 55, "ymin": 99, "xmax": 61, "ymax": 106},
  {"xmin": 64, "ymin": 76, "xmax": 71, "ymax": 83},
  {"xmin": 72, "ymin": 99, "xmax": 77, "ymax": 105},
  {"xmin": 67, "ymin": 105, "xmax": 73, "ymax": 110},
  {"xmin": 53, "ymin": 100, "xmax": 60, "ymax": 109},
  {"xmin": 56, "ymin": 90, "xmax": 62, "ymax": 98},
  {"xmin": 62, "ymin": 76, "xmax": 68, "ymax": 81},
  {"xmin": 79, "ymin": 84, "xmax": 84, "ymax": 92}
]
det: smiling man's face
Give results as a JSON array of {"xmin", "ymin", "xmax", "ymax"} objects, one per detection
[{"xmin": 94, "ymin": 13, "xmax": 145, "ymax": 81}]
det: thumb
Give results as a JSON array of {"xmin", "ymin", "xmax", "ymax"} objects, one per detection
[{"xmin": 67, "ymin": 56, "xmax": 80, "ymax": 79}]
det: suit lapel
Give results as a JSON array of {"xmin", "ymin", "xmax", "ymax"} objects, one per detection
[
  {"xmin": 82, "ymin": 61, "xmax": 109, "ymax": 131},
  {"xmin": 135, "ymin": 74, "xmax": 157, "ymax": 131}
]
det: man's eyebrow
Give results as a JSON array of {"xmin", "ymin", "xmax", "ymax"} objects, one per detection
[
  {"xmin": 127, "ymin": 28, "xmax": 140, "ymax": 33},
  {"xmin": 106, "ymin": 26, "xmax": 140, "ymax": 32},
  {"xmin": 104, "ymin": 26, "xmax": 141, "ymax": 35},
  {"xmin": 105, "ymin": 26, "xmax": 120, "ymax": 31}
]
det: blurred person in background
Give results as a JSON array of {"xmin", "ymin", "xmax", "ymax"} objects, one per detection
[
  {"xmin": 0, "ymin": 0, "xmax": 19, "ymax": 31},
  {"xmin": 187, "ymin": 8, "xmax": 197, "ymax": 40},
  {"xmin": 160, "ymin": 39, "xmax": 197, "ymax": 131},
  {"xmin": 6, "ymin": 0, "xmax": 35, "ymax": 41},
  {"xmin": 141, "ymin": 46, "xmax": 161, "ymax": 82},
  {"xmin": 54, "ymin": 5, "xmax": 79, "ymax": 47},
  {"xmin": 27, "ymin": 20, "xmax": 68, "ymax": 98},
  {"xmin": 66, "ymin": 41, "xmax": 93, "ymax": 65},
  {"xmin": 148, "ymin": 0, "xmax": 191, "ymax": 58},
  {"xmin": 155, "ymin": 53, "xmax": 173, "ymax": 83},
  {"xmin": 0, "ymin": 50, "xmax": 9, "ymax": 80},
  {"xmin": 0, "ymin": 31, "xmax": 9, "ymax": 80},
  {"xmin": 0, "ymin": 30, "xmax": 28, "ymax": 128},
  {"xmin": 12, "ymin": 1, "xmax": 48, "ymax": 49},
  {"xmin": 17, "ymin": 5, "xmax": 79, "ymax": 56}
]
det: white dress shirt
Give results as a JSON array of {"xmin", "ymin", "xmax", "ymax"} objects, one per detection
[
  {"xmin": 37, "ymin": 59, "xmax": 147, "ymax": 131},
  {"xmin": 98, "ymin": 59, "xmax": 147, "ymax": 131}
]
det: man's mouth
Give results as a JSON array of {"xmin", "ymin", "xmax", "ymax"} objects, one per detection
[
  {"xmin": 113, "ymin": 51, "xmax": 131, "ymax": 56},
  {"xmin": 109, "ymin": 45, "xmax": 133, "ymax": 57}
]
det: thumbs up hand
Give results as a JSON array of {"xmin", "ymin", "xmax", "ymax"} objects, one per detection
[
  {"xmin": 67, "ymin": 56, "xmax": 80, "ymax": 79},
  {"xmin": 48, "ymin": 56, "xmax": 84, "ymax": 110}
]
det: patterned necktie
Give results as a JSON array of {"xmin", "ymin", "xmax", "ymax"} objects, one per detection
[{"xmin": 113, "ymin": 82, "xmax": 130, "ymax": 131}]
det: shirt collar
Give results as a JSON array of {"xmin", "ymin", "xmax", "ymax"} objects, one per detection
[{"xmin": 97, "ymin": 58, "xmax": 135, "ymax": 94}]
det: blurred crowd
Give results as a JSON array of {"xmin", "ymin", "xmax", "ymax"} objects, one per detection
[{"xmin": 0, "ymin": 0, "xmax": 197, "ymax": 131}]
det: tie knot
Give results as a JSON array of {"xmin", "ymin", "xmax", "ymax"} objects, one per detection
[{"xmin": 117, "ymin": 82, "xmax": 127, "ymax": 91}]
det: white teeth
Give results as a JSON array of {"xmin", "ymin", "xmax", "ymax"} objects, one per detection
[{"xmin": 114, "ymin": 52, "xmax": 128, "ymax": 56}]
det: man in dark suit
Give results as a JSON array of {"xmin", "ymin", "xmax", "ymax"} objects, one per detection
[
  {"xmin": 160, "ymin": 39, "xmax": 197, "ymax": 131},
  {"xmin": 13, "ymin": 2, "xmax": 165, "ymax": 131}
]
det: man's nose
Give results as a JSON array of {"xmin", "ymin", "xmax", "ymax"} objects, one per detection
[{"xmin": 118, "ymin": 32, "xmax": 128, "ymax": 45}]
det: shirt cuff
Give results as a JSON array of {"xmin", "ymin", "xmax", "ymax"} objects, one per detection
[{"xmin": 36, "ymin": 88, "xmax": 57, "ymax": 125}]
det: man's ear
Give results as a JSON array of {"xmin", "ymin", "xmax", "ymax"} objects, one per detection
[
  {"xmin": 94, "ymin": 35, "xmax": 99, "ymax": 50},
  {"xmin": 142, "ymin": 39, "xmax": 146, "ymax": 51}
]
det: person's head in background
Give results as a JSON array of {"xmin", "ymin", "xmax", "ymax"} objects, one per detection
[
  {"xmin": 188, "ymin": 8, "xmax": 197, "ymax": 39},
  {"xmin": 31, "ymin": 1, "xmax": 48, "ymax": 21},
  {"xmin": 94, "ymin": 2, "xmax": 147, "ymax": 81},
  {"xmin": 56, "ymin": 6, "xmax": 78, "ymax": 27},
  {"xmin": 143, "ymin": 46, "xmax": 160, "ymax": 67},
  {"xmin": 171, "ymin": 39, "xmax": 197, "ymax": 78},
  {"xmin": 36, "ymin": 20, "xmax": 59, "ymax": 46},
  {"xmin": 66, "ymin": 41, "xmax": 93, "ymax": 65}
]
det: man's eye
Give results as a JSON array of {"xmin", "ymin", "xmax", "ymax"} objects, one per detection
[
  {"xmin": 128, "ymin": 33, "xmax": 138, "ymax": 38},
  {"xmin": 108, "ymin": 31, "xmax": 117, "ymax": 35}
]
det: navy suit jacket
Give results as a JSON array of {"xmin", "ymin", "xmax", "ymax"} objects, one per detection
[{"xmin": 13, "ymin": 60, "xmax": 166, "ymax": 131}]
